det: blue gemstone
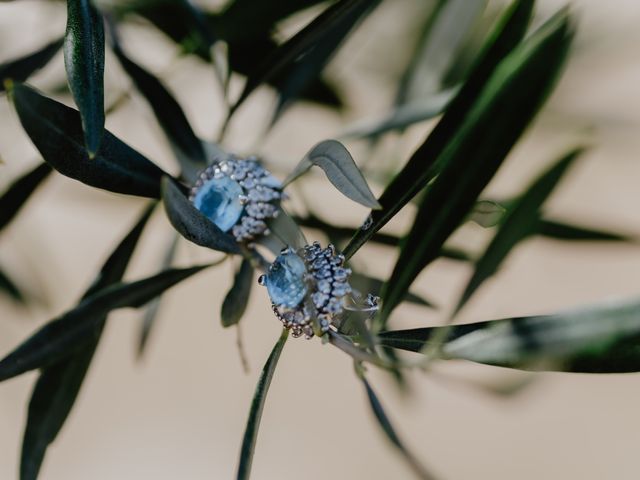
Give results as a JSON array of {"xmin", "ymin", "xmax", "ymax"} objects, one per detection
[
  {"xmin": 192, "ymin": 177, "xmax": 244, "ymax": 232},
  {"xmin": 266, "ymin": 252, "xmax": 308, "ymax": 308}
]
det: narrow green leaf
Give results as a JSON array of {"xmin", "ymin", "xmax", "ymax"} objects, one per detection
[
  {"xmin": 64, "ymin": 0, "xmax": 105, "ymax": 156},
  {"xmin": 161, "ymin": 177, "xmax": 240, "ymax": 253},
  {"xmin": 230, "ymin": 0, "xmax": 377, "ymax": 115},
  {"xmin": 349, "ymin": 273, "xmax": 434, "ymax": 308},
  {"xmin": 285, "ymin": 140, "xmax": 381, "ymax": 209},
  {"xmin": 538, "ymin": 219, "xmax": 634, "ymax": 243},
  {"xmin": 266, "ymin": 208, "xmax": 307, "ymax": 250},
  {"xmin": 0, "ymin": 38, "xmax": 63, "ymax": 92},
  {"xmin": 20, "ymin": 203, "xmax": 154, "ymax": 480},
  {"xmin": 271, "ymin": 0, "xmax": 380, "ymax": 120},
  {"xmin": 109, "ymin": 26, "xmax": 206, "ymax": 180},
  {"xmin": 0, "ymin": 263, "xmax": 210, "ymax": 382},
  {"xmin": 11, "ymin": 83, "xmax": 167, "ymax": 198},
  {"xmin": 221, "ymin": 258, "xmax": 254, "ymax": 328},
  {"xmin": 137, "ymin": 233, "xmax": 179, "ymax": 357},
  {"xmin": 0, "ymin": 267, "xmax": 25, "ymax": 303},
  {"xmin": 379, "ymin": 296, "xmax": 640, "ymax": 373},
  {"xmin": 454, "ymin": 148, "xmax": 580, "ymax": 314},
  {"xmin": 360, "ymin": 375, "xmax": 437, "ymax": 480},
  {"xmin": 0, "ymin": 163, "xmax": 52, "ymax": 232},
  {"xmin": 343, "ymin": 0, "xmax": 536, "ymax": 260},
  {"xmin": 237, "ymin": 329, "xmax": 288, "ymax": 480},
  {"xmin": 381, "ymin": 9, "xmax": 573, "ymax": 324}
]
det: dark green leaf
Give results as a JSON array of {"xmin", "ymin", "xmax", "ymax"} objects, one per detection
[
  {"xmin": 538, "ymin": 219, "xmax": 634, "ymax": 243},
  {"xmin": 20, "ymin": 203, "xmax": 154, "ymax": 480},
  {"xmin": 0, "ymin": 263, "xmax": 210, "ymax": 382},
  {"xmin": 379, "ymin": 296, "xmax": 640, "ymax": 373},
  {"xmin": 266, "ymin": 207, "xmax": 307, "ymax": 250},
  {"xmin": 221, "ymin": 258, "xmax": 254, "ymax": 328},
  {"xmin": 161, "ymin": 177, "xmax": 240, "ymax": 254},
  {"xmin": 349, "ymin": 272, "xmax": 434, "ymax": 308},
  {"xmin": 0, "ymin": 38, "xmax": 63, "ymax": 92},
  {"xmin": 0, "ymin": 267, "xmax": 24, "ymax": 303},
  {"xmin": 109, "ymin": 27, "xmax": 206, "ymax": 180},
  {"xmin": 64, "ymin": 0, "xmax": 105, "ymax": 156},
  {"xmin": 380, "ymin": 9, "xmax": 573, "ymax": 324},
  {"xmin": 285, "ymin": 140, "xmax": 381, "ymax": 209},
  {"xmin": 137, "ymin": 233, "xmax": 179, "ymax": 357},
  {"xmin": 454, "ymin": 148, "xmax": 580, "ymax": 314},
  {"xmin": 0, "ymin": 163, "xmax": 52, "ymax": 232},
  {"xmin": 237, "ymin": 329, "xmax": 288, "ymax": 480},
  {"xmin": 343, "ymin": 0, "xmax": 535, "ymax": 260},
  {"xmin": 360, "ymin": 375, "xmax": 437, "ymax": 480},
  {"xmin": 11, "ymin": 83, "xmax": 167, "ymax": 198},
  {"xmin": 230, "ymin": 0, "xmax": 377, "ymax": 116}
]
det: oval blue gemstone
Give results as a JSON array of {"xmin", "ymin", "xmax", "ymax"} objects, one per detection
[
  {"xmin": 266, "ymin": 252, "xmax": 308, "ymax": 308},
  {"xmin": 192, "ymin": 177, "xmax": 244, "ymax": 232}
]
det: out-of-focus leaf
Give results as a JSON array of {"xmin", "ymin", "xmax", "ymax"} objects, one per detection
[
  {"xmin": 0, "ymin": 267, "xmax": 24, "ymax": 303},
  {"xmin": 469, "ymin": 199, "xmax": 507, "ymax": 228},
  {"xmin": 230, "ymin": 0, "xmax": 377, "ymax": 116},
  {"xmin": 379, "ymin": 296, "xmax": 640, "ymax": 373},
  {"xmin": 360, "ymin": 375, "xmax": 437, "ymax": 480},
  {"xmin": 20, "ymin": 203, "xmax": 154, "ymax": 480},
  {"xmin": 340, "ymin": 89, "xmax": 456, "ymax": 139},
  {"xmin": 237, "ymin": 329, "xmax": 288, "ymax": 480},
  {"xmin": 137, "ymin": 233, "xmax": 179, "ymax": 357},
  {"xmin": 538, "ymin": 219, "xmax": 634, "ymax": 243},
  {"xmin": 115, "ymin": 0, "xmax": 215, "ymax": 61},
  {"xmin": 454, "ymin": 148, "xmax": 580, "ymax": 314},
  {"xmin": 380, "ymin": 9, "xmax": 573, "ymax": 325},
  {"xmin": 285, "ymin": 140, "xmax": 381, "ymax": 209},
  {"xmin": 64, "ymin": 0, "xmax": 105, "ymax": 156},
  {"xmin": 109, "ymin": 27, "xmax": 206, "ymax": 181},
  {"xmin": 349, "ymin": 273, "xmax": 434, "ymax": 308},
  {"xmin": 271, "ymin": 0, "xmax": 380, "ymax": 120},
  {"xmin": 161, "ymin": 177, "xmax": 240, "ymax": 253},
  {"xmin": 266, "ymin": 207, "xmax": 307, "ymax": 250},
  {"xmin": 11, "ymin": 83, "xmax": 167, "ymax": 198},
  {"xmin": 0, "ymin": 38, "xmax": 63, "ymax": 93},
  {"xmin": 397, "ymin": 0, "xmax": 486, "ymax": 105},
  {"xmin": 0, "ymin": 263, "xmax": 210, "ymax": 382},
  {"xmin": 0, "ymin": 163, "xmax": 52, "ymax": 232},
  {"xmin": 343, "ymin": 0, "xmax": 535, "ymax": 260},
  {"xmin": 221, "ymin": 258, "xmax": 254, "ymax": 328}
]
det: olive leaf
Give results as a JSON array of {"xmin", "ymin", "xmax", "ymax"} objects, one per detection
[
  {"xmin": 20, "ymin": 203, "xmax": 155, "ymax": 480},
  {"xmin": 266, "ymin": 207, "xmax": 307, "ymax": 250},
  {"xmin": 0, "ymin": 267, "xmax": 24, "ymax": 303},
  {"xmin": 0, "ymin": 38, "xmax": 63, "ymax": 92},
  {"xmin": 109, "ymin": 24, "xmax": 206, "ymax": 181},
  {"xmin": 237, "ymin": 329, "xmax": 288, "ymax": 480},
  {"xmin": 284, "ymin": 140, "xmax": 381, "ymax": 209},
  {"xmin": 379, "ymin": 296, "xmax": 640, "ymax": 374},
  {"xmin": 11, "ymin": 83, "xmax": 168, "ymax": 198},
  {"xmin": 161, "ymin": 177, "xmax": 240, "ymax": 254},
  {"xmin": 0, "ymin": 263, "xmax": 210, "ymax": 382},
  {"xmin": 0, "ymin": 162, "xmax": 52, "ymax": 233},
  {"xmin": 343, "ymin": 0, "xmax": 535, "ymax": 260},
  {"xmin": 221, "ymin": 258, "xmax": 254, "ymax": 328},
  {"xmin": 380, "ymin": 9, "xmax": 573, "ymax": 325},
  {"xmin": 360, "ymin": 374, "xmax": 437, "ymax": 480},
  {"xmin": 454, "ymin": 148, "xmax": 581, "ymax": 315},
  {"xmin": 64, "ymin": 0, "xmax": 105, "ymax": 156}
]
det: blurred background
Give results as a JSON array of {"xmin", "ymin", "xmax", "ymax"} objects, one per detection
[{"xmin": 1, "ymin": 0, "xmax": 640, "ymax": 478}]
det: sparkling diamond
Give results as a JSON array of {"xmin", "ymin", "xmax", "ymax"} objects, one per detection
[
  {"xmin": 265, "ymin": 252, "xmax": 308, "ymax": 308},
  {"xmin": 192, "ymin": 177, "xmax": 244, "ymax": 232}
]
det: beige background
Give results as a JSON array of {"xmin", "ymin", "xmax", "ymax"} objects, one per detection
[{"xmin": 2, "ymin": 0, "xmax": 640, "ymax": 479}]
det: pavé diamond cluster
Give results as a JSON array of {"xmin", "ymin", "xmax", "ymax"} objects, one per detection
[
  {"xmin": 189, "ymin": 155, "xmax": 283, "ymax": 243},
  {"xmin": 259, "ymin": 242, "xmax": 353, "ymax": 339}
]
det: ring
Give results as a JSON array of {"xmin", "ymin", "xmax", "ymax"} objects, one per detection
[
  {"xmin": 189, "ymin": 155, "xmax": 283, "ymax": 243},
  {"xmin": 259, "ymin": 242, "xmax": 378, "ymax": 339}
]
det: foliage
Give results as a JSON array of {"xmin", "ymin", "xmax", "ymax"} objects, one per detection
[{"xmin": 0, "ymin": 0, "xmax": 638, "ymax": 479}]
